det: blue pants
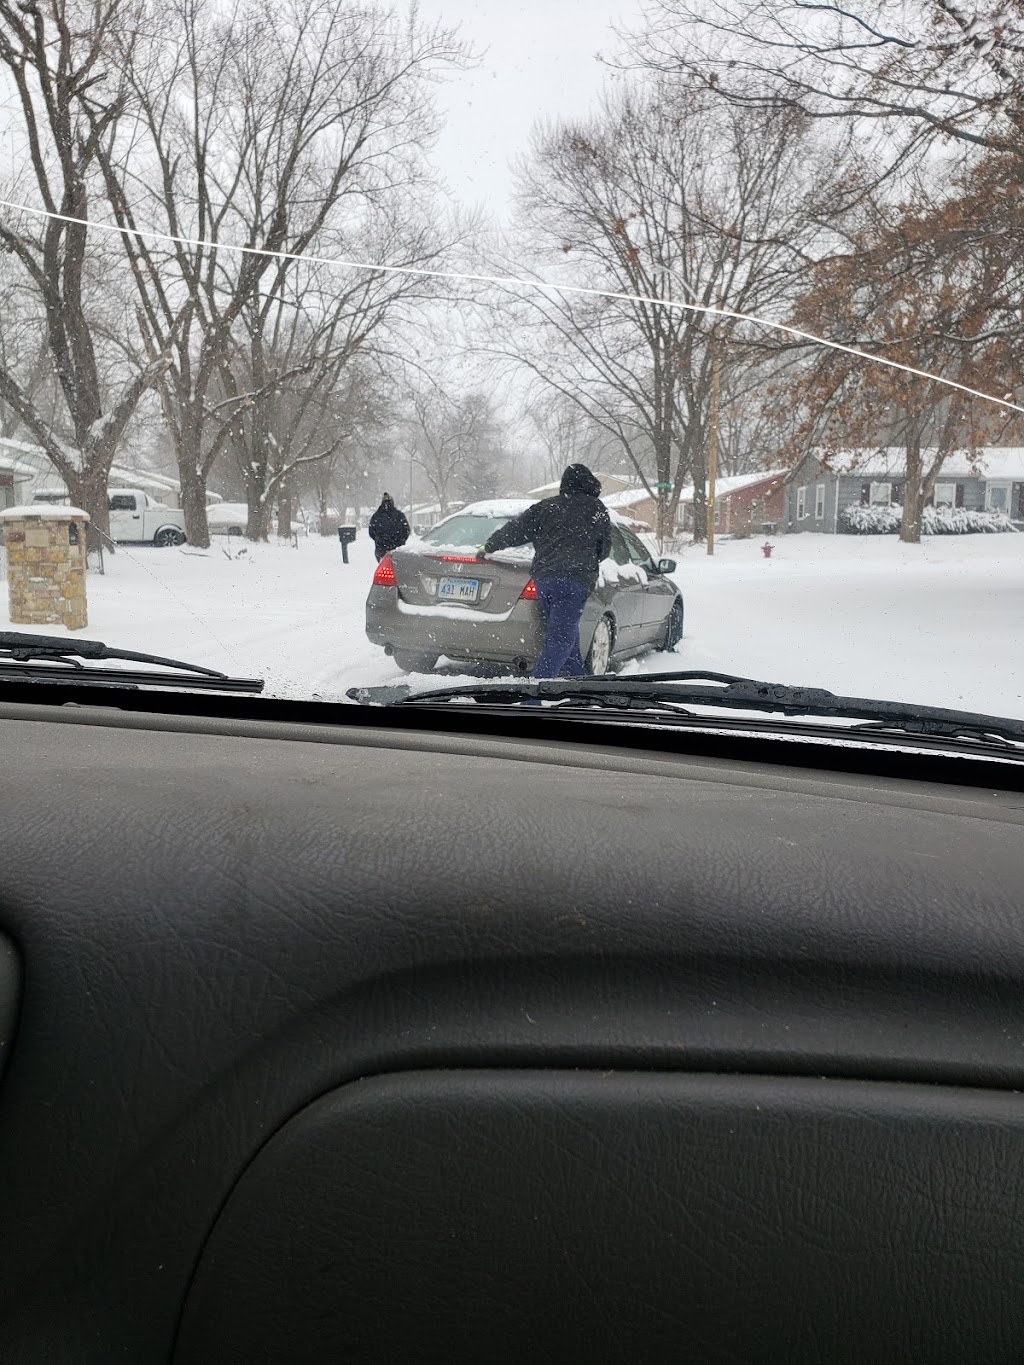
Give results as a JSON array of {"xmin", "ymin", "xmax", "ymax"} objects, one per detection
[{"xmin": 532, "ymin": 576, "xmax": 589, "ymax": 679}]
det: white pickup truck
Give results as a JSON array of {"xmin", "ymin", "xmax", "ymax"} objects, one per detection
[{"xmin": 31, "ymin": 488, "xmax": 188, "ymax": 546}]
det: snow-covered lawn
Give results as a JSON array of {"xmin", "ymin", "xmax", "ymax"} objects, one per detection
[{"xmin": 1, "ymin": 529, "xmax": 1022, "ymax": 717}]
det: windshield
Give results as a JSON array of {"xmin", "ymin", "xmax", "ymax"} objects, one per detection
[
  {"xmin": 0, "ymin": 0, "xmax": 1020, "ymax": 721},
  {"xmin": 420, "ymin": 513, "xmax": 519, "ymax": 549}
]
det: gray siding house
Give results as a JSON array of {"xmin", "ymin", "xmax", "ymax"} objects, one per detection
[{"xmin": 783, "ymin": 448, "xmax": 1024, "ymax": 533}]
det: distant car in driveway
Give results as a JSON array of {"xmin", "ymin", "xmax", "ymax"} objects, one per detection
[
  {"xmin": 31, "ymin": 487, "xmax": 187, "ymax": 546},
  {"xmin": 365, "ymin": 499, "xmax": 684, "ymax": 675}
]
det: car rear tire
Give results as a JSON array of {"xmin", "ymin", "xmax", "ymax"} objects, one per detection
[
  {"xmin": 662, "ymin": 599, "xmax": 684, "ymax": 651},
  {"xmin": 154, "ymin": 527, "xmax": 186, "ymax": 547},
  {"xmin": 393, "ymin": 651, "xmax": 438, "ymax": 674},
  {"xmin": 586, "ymin": 615, "xmax": 615, "ymax": 676}
]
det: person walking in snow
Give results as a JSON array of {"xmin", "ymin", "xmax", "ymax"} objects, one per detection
[
  {"xmin": 369, "ymin": 493, "xmax": 410, "ymax": 563},
  {"xmin": 478, "ymin": 463, "xmax": 612, "ymax": 678}
]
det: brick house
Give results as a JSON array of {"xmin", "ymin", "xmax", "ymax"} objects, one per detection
[
  {"xmin": 678, "ymin": 470, "xmax": 787, "ymax": 535},
  {"xmin": 783, "ymin": 448, "xmax": 1024, "ymax": 533}
]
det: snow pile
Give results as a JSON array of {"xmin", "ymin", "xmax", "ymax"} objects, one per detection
[
  {"xmin": 840, "ymin": 505, "xmax": 1017, "ymax": 535},
  {"xmin": 598, "ymin": 557, "xmax": 647, "ymax": 587}
]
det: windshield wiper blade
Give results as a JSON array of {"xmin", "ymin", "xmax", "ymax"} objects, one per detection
[
  {"xmin": 0, "ymin": 631, "xmax": 264, "ymax": 694},
  {"xmin": 346, "ymin": 670, "xmax": 1024, "ymax": 748}
]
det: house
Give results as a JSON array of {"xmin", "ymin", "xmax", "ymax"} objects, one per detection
[
  {"xmin": 0, "ymin": 443, "xmax": 38, "ymax": 510},
  {"xmin": 678, "ymin": 470, "xmax": 787, "ymax": 535},
  {"xmin": 783, "ymin": 447, "xmax": 1024, "ymax": 532},
  {"xmin": 526, "ymin": 472, "xmax": 638, "ymax": 500},
  {"xmin": 601, "ymin": 487, "xmax": 659, "ymax": 532}
]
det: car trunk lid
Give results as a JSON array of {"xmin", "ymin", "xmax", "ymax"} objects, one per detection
[{"xmin": 392, "ymin": 546, "xmax": 533, "ymax": 614}]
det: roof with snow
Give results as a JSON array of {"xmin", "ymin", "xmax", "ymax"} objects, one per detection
[
  {"xmin": 602, "ymin": 488, "xmax": 655, "ymax": 509},
  {"xmin": 678, "ymin": 469, "xmax": 786, "ymax": 502},
  {"xmin": 526, "ymin": 472, "xmax": 636, "ymax": 498},
  {"xmin": 0, "ymin": 504, "xmax": 89, "ymax": 521},
  {"xmin": 0, "ymin": 453, "xmax": 39, "ymax": 479},
  {"xmin": 813, "ymin": 447, "xmax": 1024, "ymax": 480}
]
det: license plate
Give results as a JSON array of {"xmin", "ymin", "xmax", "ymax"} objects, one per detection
[{"xmin": 438, "ymin": 576, "xmax": 480, "ymax": 603}]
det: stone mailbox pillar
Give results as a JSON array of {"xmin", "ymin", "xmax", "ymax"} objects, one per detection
[{"xmin": 0, "ymin": 505, "xmax": 89, "ymax": 630}]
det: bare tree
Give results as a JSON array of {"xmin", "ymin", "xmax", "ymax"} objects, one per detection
[
  {"xmin": 402, "ymin": 387, "xmax": 498, "ymax": 515},
  {"xmin": 523, "ymin": 391, "xmax": 620, "ymax": 485},
  {"xmin": 619, "ymin": 1, "xmax": 1024, "ymax": 168},
  {"xmin": 96, "ymin": 0, "xmax": 469, "ymax": 546},
  {"xmin": 487, "ymin": 84, "xmax": 824, "ymax": 541},
  {"xmin": 787, "ymin": 174, "xmax": 1019, "ymax": 540},
  {"xmin": 0, "ymin": 0, "xmax": 167, "ymax": 536}
]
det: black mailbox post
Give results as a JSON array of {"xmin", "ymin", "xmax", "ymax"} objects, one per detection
[{"xmin": 338, "ymin": 525, "xmax": 358, "ymax": 564}]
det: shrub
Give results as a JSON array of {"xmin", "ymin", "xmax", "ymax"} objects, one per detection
[
  {"xmin": 839, "ymin": 505, "xmax": 1016, "ymax": 535},
  {"xmin": 840, "ymin": 505, "xmax": 901, "ymax": 534},
  {"xmin": 921, "ymin": 506, "xmax": 1016, "ymax": 534}
]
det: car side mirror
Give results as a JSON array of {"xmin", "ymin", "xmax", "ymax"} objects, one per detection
[{"xmin": 656, "ymin": 558, "xmax": 677, "ymax": 574}]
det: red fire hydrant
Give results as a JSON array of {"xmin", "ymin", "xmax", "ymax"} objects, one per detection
[{"xmin": 762, "ymin": 541, "xmax": 774, "ymax": 559}]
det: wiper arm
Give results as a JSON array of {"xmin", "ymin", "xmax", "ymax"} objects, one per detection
[
  {"xmin": 0, "ymin": 631, "xmax": 264, "ymax": 694},
  {"xmin": 346, "ymin": 670, "xmax": 1024, "ymax": 748}
]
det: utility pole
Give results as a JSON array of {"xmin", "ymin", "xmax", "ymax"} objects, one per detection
[{"xmin": 707, "ymin": 339, "xmax": 721, "ymax": 557}]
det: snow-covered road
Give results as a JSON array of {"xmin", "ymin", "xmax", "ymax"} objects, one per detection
[{"xmin": 2, "ymin": 529, "xmax": 1022, "ymax": 716}]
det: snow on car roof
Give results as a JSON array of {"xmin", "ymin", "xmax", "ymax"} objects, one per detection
[
  {"xmin": 441, "ymin": 499, "xmax": 534, "ymax": 519},
  {"xmin": 432, "ymin": 497, "xmax": 637, "ymax": 529}
]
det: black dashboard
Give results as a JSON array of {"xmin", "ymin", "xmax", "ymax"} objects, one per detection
[{"xmin": 1, "ymin": 696, "xmax": 1023, "ymax": 1362}]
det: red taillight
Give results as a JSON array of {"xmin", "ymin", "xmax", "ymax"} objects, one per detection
[
  {"xmin": 520, "ymin": 578, "xmax": 538, "ymax": 600},
  {"xmin": 372, "ymin": 554, "xmax": 396, "ymax": 586}
]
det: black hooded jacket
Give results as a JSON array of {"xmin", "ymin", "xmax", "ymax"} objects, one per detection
[
  {"xmin": 483, "ymin": 464, "xmax": 612, "ymax": 590},
  {"xmin": 368, "ymin": 497, "xmax": 410, "ymax": 555}
]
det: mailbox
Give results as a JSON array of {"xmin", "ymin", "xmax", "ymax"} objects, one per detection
[{"xmin": 338, "ymin": 524, "xmax": 358, "ymax": 563}]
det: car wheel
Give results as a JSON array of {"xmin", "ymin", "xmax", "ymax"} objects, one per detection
[
  {"xmin": 662, "ymin": 599, "xmax": 684, "ymax": 651},
  {"xmin": 586, "ymin": 615, "xmax": 615, "ymax": 676},
  {"xmin": 393, "ymin": 650, "xmax": 438, "ymax": 674},
  {"xmin": 154, "ymin": 527, "xmax": 186, "ymax": 547}
]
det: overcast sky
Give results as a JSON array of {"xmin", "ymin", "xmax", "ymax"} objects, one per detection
[{"xmin": 414, "ymin": 0, "xmax": 642, "ymax": 220}]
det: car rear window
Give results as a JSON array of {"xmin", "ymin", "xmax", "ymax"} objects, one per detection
[{"xmin": 420, "ymin": 514, "xmax": 511, "ymax": 547}]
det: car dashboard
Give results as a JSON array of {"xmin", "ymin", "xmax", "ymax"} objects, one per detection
[{"xmin": 0, "ymin": 694, "xmax": 1023, "ymax": 1363}]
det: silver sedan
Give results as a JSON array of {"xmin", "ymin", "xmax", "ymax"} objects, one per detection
[{"xmin": 364, "ymin": 500, "xmax": 684, "ymax": 675}]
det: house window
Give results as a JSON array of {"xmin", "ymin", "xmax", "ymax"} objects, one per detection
[
  {"xmin": 870, "ymin": 482, "xmax": 892, "ymax": 506},
  {"xmin": 986, "ymin": 483, "xmax": 1011, "ymax": 514},
  {"xmin": 814, "ymin": 484, "xmax": 825, "ymax": 519},
  {"xmin": 796, "ymin": 485, "xmax": 807, "ymax": 519},
  {"xmin": 933, "ymin": 482, "xmax": 956, "ymax": 507}
]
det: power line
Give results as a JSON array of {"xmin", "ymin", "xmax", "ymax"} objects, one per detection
[{"xmin": 2, "ymin": 197, "xmax": 1023, "ymax": 417}]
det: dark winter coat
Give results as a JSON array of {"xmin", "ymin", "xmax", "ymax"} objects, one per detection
[
  {"xmin": 368, "ymin": 499, "xmax": 410, "ymax": 558},
  {"xmin": 483, "ymin": 464, "xmax": 612, "ymax": 590}
]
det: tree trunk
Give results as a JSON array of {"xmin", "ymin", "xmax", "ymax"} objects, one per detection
[
  {"xmin": 67, "ymin": 466, "xmax": 112, "ymax": 556},
  {"xmin": 690, "ymin": 486, "xmax": 708, "ymax": 544},
  {"xmin": 277, "ymin": 487, "xmax": 292, "ymax": 539},
  {"xmin": 180, "ymin": 465, "xmax": 211, "ymax": 549},
  {"xmin": 900, "ymin": 435, "xmax": 924, "ymax": 544}
]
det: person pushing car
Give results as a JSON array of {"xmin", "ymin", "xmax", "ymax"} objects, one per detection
[{"xmin": 478, "ymin": 463, "xmax": 612, "ymax": 678}]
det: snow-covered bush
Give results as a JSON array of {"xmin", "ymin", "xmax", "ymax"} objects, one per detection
[
  {"xmin": 922, "ymin": 507, "xmax": 1016, "ymax": 534},
  {"xmin": 840, "ymin": 505, "xmax": 901, "ymax": 534},
  {"xmin": 840, "ymin": 505, "xmax": 1017, "ymax": 535}
]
